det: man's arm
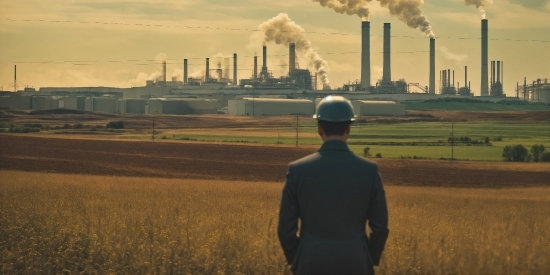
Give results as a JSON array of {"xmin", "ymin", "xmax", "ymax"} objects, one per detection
[
  {"xmin": 277, "ymin": 166, "xmax": 300, "ymax": 265},
  {"xmin": 367, "ymin": 165, "xmax": 389, "ymax": 266}
]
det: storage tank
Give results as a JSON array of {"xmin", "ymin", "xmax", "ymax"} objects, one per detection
[
  {"xmin": 63, "ymin": 97, "xmax": 79, "ymax": 110},
  {"xmin": 125, "ymin": 99, "xmax": 147, "ymax": 114},
  {"xmin": 93, "ymin": 97, "xmax": 118, "ymax": 113}
]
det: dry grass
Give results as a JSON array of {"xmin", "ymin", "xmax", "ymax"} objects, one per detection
[{"xmin": 1, "ymin": 171, "xmax": 549, "ymax": 274}]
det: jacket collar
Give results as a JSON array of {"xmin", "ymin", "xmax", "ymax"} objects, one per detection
[{"xmin": 318, "ymin": 140, "xmax": 351, "ymax": 152}]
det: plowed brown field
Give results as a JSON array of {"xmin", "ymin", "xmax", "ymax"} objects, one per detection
[{"xmin": 1, "ymin": 135, "xmax": 548, "ymax": 187}]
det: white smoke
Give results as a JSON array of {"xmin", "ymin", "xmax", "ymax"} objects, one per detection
[
  {"xmin": 172, "ymin": 68, "xmax": 183, "ymax": 81},
  {"xmin": 439, "ymin": 46, "xmax": 468, "ymax": 64},
  {"xmin": 312, "ymin": 0, "xmax": 372, "ymax": 21},
  {"xmin": 189, "ymin": 68, "xmax": 205, "ymax": 79},
  {"xmin": 312, "ymin": 0, "xmax": 435, "ymax": 38},
  {"xmin": 251, "ymin": 13, "xmax": 331, "ymax": 87},
  {"xmin": 463, "ymin": 0, "xmax": 493, "ymax": 19},
  {"xmin": 128, "ymin": 71, "xmax": 162, "ymax": 87}
]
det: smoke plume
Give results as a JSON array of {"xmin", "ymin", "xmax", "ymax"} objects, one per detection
[
  {"xmin": 312, "ymin": 0, "xmax": 435, "ymax": 38},
  {"xmin": 463, "ymin": 0, "xmax": 492, "ymax": 19},
  {"xmin": 439, "ymin": 46, "xmax": 468, "ymax": 64},
  {"xmin": 251, "ymin": 13, "xmax": 331, "ymax": 86},
  {"xmin": 312, "ymin": 0, "xmax": 372, "ymax": 20},
  {"xmin": 378, "ymin": 0, "xmax": 434, "ymax": 38}
]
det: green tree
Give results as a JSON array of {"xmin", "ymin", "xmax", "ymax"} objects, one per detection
[
  {"xmin": 541, "ymin": 152, "xmax": 550, "ymax": 162},
  {"xmin": 502, "ymin": 145, "xmax": 528, "ymax": 162},
  {"xmin": 363, "ymin": 147, "xmax": 371, "ymax": 157},
  {"xmin": 530, "ymin": 144, "xmax": 545, "ymax": 162}
]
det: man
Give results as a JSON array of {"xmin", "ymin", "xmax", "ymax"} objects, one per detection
[{"xmin": 278, "ymin": 95, "xmax": 389, "ymax": 275}]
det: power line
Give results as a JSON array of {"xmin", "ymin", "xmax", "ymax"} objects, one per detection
[
  {"xmin": 1, "ymin": 51, "xmax": 431, "ymax": 65},
  {"xmin": 4, "ymin": 18, "xmax": 549, "ymax": 42}
]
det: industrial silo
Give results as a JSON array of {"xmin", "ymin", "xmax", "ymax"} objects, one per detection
[
  {"xmin": 93, "ymin": 97, "xmax": 118, "ymax": 113},
  {"xmin": 229, "ymin": 98, "xmax": 315, "ymax": 116},
  {"xmin": 352, "ymin": 100, "xmax": 406, "ymax": 116}
]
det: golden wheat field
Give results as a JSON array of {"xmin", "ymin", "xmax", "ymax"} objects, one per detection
[{"xmin": 1, "ymin": 171, "xmax": 549, "ymax": 274}]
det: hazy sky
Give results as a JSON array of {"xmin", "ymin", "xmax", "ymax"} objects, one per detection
[{"xmin": 1, "ymin": 0, "xmax": 549, "ymax": 96}]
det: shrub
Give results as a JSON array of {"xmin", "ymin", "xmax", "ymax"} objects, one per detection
[
  {"xmin": 375, "ymin": 153, "xmax": 382, "ymax": 158},
  {"xmin": 106, "ymin": 121, "xmax": 124, "ymax": 129},
  {"xmin": 363, "ymin": 147, "xmax": 371, "ymax": 157},
  {"xmin": 62, "ymin": 124, "xmax": 72, "ymax": 129},
  {"xmin": 73, "ymin": 123, "xmax": 84, "ymax": 129},
  {"xmin": 530, "ymin": 144, "xmax": 545, "ymax": 162},
  {"xmin": 502, "ymin": 145, "xmax": 528, "ymax": 162},
  {"xmin": 541, "ymin": 152, "xmax": 550, "ymax": 162}
]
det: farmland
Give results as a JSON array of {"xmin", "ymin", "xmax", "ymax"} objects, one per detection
[
  {"xmin": 1, "ymin": 171, "xmax": 549, "ymax": 274},
  {"xmin": 1, "ymin": 110, "xmax": 550, "ymax": 274}
]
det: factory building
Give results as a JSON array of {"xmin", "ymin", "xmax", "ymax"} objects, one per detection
[
  {"xmin": 352, "ymin": 100, "xmax": 406, "ymax": 116},
  {"xmin": 228, "ymin": 98, "xmax": 315, "ymax": 116},
  {"xmin": 118, "ymin": 99, "xmax": 148, "ymax": 114},
  {"xmin": 146, "ymin": 98, "xmax": 218, "ymax": 115},
  {"xmin": 519, "ymin": 78, "xmax": 550, "ymax": 102},
  {"xmin": 92, "ymin": 97, "xmax": 118, "ymax": 113}
]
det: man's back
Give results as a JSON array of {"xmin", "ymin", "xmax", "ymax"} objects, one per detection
[{"xmin": 278, "ymin": 140, "xmax": 388, "ymax": 274}]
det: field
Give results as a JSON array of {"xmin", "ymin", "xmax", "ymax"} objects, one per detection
[
  {"xmin": 1, "ymin": 109, "xmax": 549, "ymax": 161},
  {"xmin": 403, "ymin": 101, "xmax": 550, "ymax": 111},
  {"xmin": 1, "ymin": 111, "xmax": 550, "ymax": 273},
  {"xmin": 1, "ymin": 171, "xmax": 549, "ymax": 274}
]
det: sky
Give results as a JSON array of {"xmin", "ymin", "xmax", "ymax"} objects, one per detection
[{"xmin": 0, "ymin": 0, "xmax": 549, "ymax": 96}]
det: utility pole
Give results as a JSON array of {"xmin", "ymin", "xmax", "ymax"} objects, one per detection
[{"xmin": 295, "ymin": 115, "xmax": 299, "ymax": 147}]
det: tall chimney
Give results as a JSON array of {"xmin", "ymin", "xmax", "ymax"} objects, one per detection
[
  {"xmin": 262, "ymin": 45, "xmax": 267, "ymax": 75},
  {"xmin": 162, "ymin": 61, "xmax": 167, "ymax": 82},
  {"xmin": 382, "ymin": 23, "xmax": 391, "ymax": 83},
  {"xmin": 14, "ymin": 65, "xmax": 17, "ymax": 92},
  {"xmin": 361, "ymin": 21, "xmax": 371, "ymax": 89},
  {"xmin": 289, "ymin": 43, "xmax": 296, "ymax": 74},
  {"xmin": 183, "ymin": 59, "xmax": 188, "ymax": 85},
  {"xmin": 233, "ymin": 53, "xmax": 237, "ymax": 86},
  {"xmin": 465, "ymin": 66, "xmax": 468, "ymax": 88},
  {"xmin": 453, "ymin": 70, "xmax": 455, "ymax": 88},
  {"xmin": 206, "ymin": 58, "xmax": 210, "ymax": 81},
  {"xmin": 481, "ymin": 19, "xmax": 489, "ymax": 96},
  {"xmin": 448, "ymin": 69, "xmax": 451, "ymax": 88},
  {"xmin": 429, "ymin": 38, "xmax": 435, "ymax": 94},
  {"xmin": 253, "ymin": 56, "xmax": 258, "ymax": 81},
  {"xmin": 497, "ymin": 61, "xmax": 500, "ymax": 83}
]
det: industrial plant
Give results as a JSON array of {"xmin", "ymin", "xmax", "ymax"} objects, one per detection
[{"xmin": 1, "ymin": 18, "xmax": 549, "ymax": 116}]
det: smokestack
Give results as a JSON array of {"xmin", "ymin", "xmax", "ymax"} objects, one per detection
[
  {"xmin": 429, "ymin": 38, "xmax": 435, "ymax": 94},
  {"xmin": 481, "ymin": 19, "xmax": 489, "ymax": 96},
  {"xmin": 14, "ymin": 65, "xmax": 17, "ymax": 92},
  {"xmin": 524, "ymin": 77, "xmax": 527, "ymax": 100},
  {"xmin": 382, "ymin": 23, "xmax": 391, "ymax": 83},
  {"xmin": 262, "ymin": 46, "xmax": 267, "ymax": 74},
  {"xmin": 448, "ymin": 69, "xmax": 451, "ymax": 88},
  {"xmin": 361, "ymin": 21, "xmax": 371, "ymax": 89},
  {"xmin": 206, "ymin": 58, "xmax": 210, "ymax": 81},
  {"xmin": 465, "ymin": 66, "xmax": 468, "ymax": 88},
  {"xmin": 162, "ymin": 61, "xmax": 167, "ymax": 82},
  {"xmin": 233, "ymin": 53, "xmax": 237, "ymax": 86},
  {"xmin": 289, "ymin": 43, "xmax": 296, "ymax": 74},
  {"xmin": 254, "ymin": 56, "xmax": 258, "ymax": 80},
  {"xmin": 497, "ymin": 61, "xmax": 500, "ymax": 83},
  {"xmin": 453, "ymin": 70, "xmax": 455, "ymax": 88},
  {"xmin": 184, "ymin": 59, "xmax": 188, "ymax": 85}
]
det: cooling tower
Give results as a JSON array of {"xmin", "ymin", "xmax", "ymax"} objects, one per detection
[
  {"xmin": 361, "ymin": 21, "xmax": 371, "ymax": 89},
  {"xmin": 233, "ymin": 53, "xmax": 237, "ymax": 86},
  {"xmin": 383, "ymin": 23, "xmax": 391, "ymax": 83},
  {"xmin": 289, "ymin": 43, "xmax": 296, "ymax": 74},
  {"xmin": 184, "ymin": 59, "xmax": 188, "ymax": 85},
  {"xmin": 481, "ymin": 19, "xmax": 489, "ymax": 96},
  {"xmin": 429, "ymin": 38, "xmax": 435, "ymax": 94}
]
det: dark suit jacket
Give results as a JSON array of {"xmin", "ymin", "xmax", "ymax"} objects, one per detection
[{"xmin": 278, "ymin": 140, "xmax": 389, "ymax": 275}]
